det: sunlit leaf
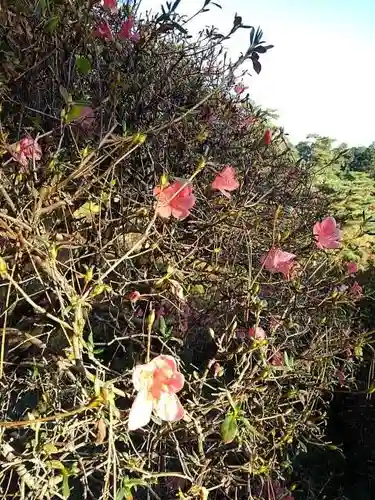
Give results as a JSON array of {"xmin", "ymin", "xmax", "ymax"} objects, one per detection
[{"xmin": 221, "ymin": 412, "xmax": 238, "ymax": 444}]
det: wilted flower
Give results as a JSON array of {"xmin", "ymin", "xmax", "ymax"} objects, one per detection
[
  {"xmin": 118, "ymin": 17, "xmax": 140, "ymax": 43},
  {"xmin": 345, "ymin": 262, "xmax": 358, "ymax": 275},
  {"xmin": 260, "ymin": 247, "xmax": 298, "ymax": 280},
  {"xmin": 313, "ymin": 216, "xmax": 341, "ymax": 249},
  {"xmin": 10, "ymin": 136, "xmax": 42, "ymax": 168},
  {"xmin": 234, "ymin": 82, "xmax": 248, "ymax": 95},
  {"xmin": 264, "ymin": 129, "xmax": 272, "ymax": 145},
  {"xmin": 211, "ymin": 166, "xmax": 239, "ymax": 198},
  {"xmin": 103, "ymin": 0, "xmax": 117, "ymax": 12},
  {"xmin": 93, "ymin": 21, "xmax": 114, "ymax": 41},
  {"xmin": 248, "ymin": 326, "xmax": 266, "ymax": 341},
  {"xmin": 153, "ymin": 180, "xmax": 196, "ymax": 219},
  {"xmin": 128, "ymin": 355, "xmax": 185, "ymax": 430},
  {"xmin": 349, "ymin": 281, "xmax": 363, "ymax": 300}
]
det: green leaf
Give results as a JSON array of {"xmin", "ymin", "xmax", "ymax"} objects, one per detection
[
  {"xmin": 62, "ymin": 474, "xmax": 70, "ymax": 499},
  {"xmin": 73, "ymin": 201, "xmax": 100, "ymax": 220},
  {"xmin": 159, "ymin": 316, "xmax": 166, "ymax": 336},
  {"xmin": 45, "ymin": 16, "xmax": 60, "ymax": 33},
  {"xmin": 59, "ymin": 85, "xmax": 71, "ymax": 105},
  {"xmin": 75, "ymin": 56, "xmax": 92, "ymax": 75},
  {"xmin": 221, "ymin": 412, "xmax": 238, "ymax": 444},
  {"xmin": 64, "ymin": 104, "xmax": 85, "ymax": 124}
]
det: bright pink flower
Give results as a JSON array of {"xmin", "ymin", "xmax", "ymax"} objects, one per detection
[
  {"xmin": 248, "ymin": 326, "xmax": 266, "ymax": 341},
  {"xmin": 118, "ymin": 17, "xmax": 140, "ymax": 43},
  {"xmin": 128, "ymin": 290, "xmax": 141, "ymax": 302},
  {"xmin": 103, "ymin": 0, "xmax": 117, "ymax": 12},
  {"xmin": 211, "ymin": 166, "xmax": 240, "ymax": 198},
  {"xmin": 10, "ymin": 136, "xmax": 42, "ymax": 168},
  {"xmin": 153, "ymin": 180, "xmax": 196, "ymax": 220},
  {"xmin": 260, "ymin": 247, "xmax": 297, "ymax": 279},
  {"xmin": 313, "ymin": 216, "xmax": 341, "ymax": 249},
  {"xmin": 128, "ymin": 355, "xmax": 185, "ymax": 430},
  {"xmin": 264, "ymin": 129, "xmax": 272, "ymax": 145},
  {"xmin": 346, "ymin": 262, "xmax": 358, "ymax": 275},
  {"xmin": 350, "ymin": 281, "xmax": 363, "ymax": 300},
  {"xmin": 93, "ymin": 21, "xmax": 114, "ymax": 41},
  {"xmin": 234, "ymin": 82, "xmax": 248, "ymax": 95}
]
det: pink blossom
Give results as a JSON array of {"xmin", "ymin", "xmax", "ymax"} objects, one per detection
[
  {"xmin": 313, "ymin": 216, "xmax": 341, "ymax": 249},
  {"xmin": 264, "ymin": 129, "xmax": 272, "ymax": 145},
  {"xmin": 234, "ymin": 82, "xmax": 248, "ymax": 95},
  {"xmin": 153, "ymin": 180, "xmax": 196, "ymax": 220},
  {"xmin": 211, "ymin": 166, "xmax": 240, "ymax": 198},
  {"xmin": 93, "ymin": 21, "xmax": 114, "ymax": 41},
  {"xmin": 248, "ymin": 326, "xmax": 266, "ymax": 341},
  {"xmin": 260, "ymin": 247, "xmax": 298, "ymax": 280},
  {"xmin": 350, "ymin": 281, "xmax": 363, "ymax": 300},
  {"xmin": 128, "ymin": 290, "xmax": 141, "ymax": 302},
  {"xmin": 10, "ymin": 136, "xmax": 42, "ymax": 168},
  {"xmin": 118, "ymin": 17, "xmax": 140, "ymax": 43},
  {"xmin": 346, "ymin": 262, "xmax": 358, "ymax": 275},
  {"xmin": 128, "ymin": 355, "xmax": 185, "ymax": 430},
  {"xmin": 103, "ymin": 0, "xmax": 117, "ymax": 12}
]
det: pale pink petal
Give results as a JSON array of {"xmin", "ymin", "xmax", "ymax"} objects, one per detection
[
  {"xmin": 156, "ymin": 203, "xmax": 172, "ymax": 219},
  {"xmin": 346, "ymin": 262, "xmax": 358, "ymax": 274},
  {"xmin": 154, "ymin": 392, "xmax": 184, "ymax": 422},
  {"xmin": 128, "ymin": 390, "xmax": 153, "ymax": 430},
  {"xmin": 152, "ymin": 355, "xmax": 177, "ymax": 372},
  {"xmin": 168, "ymin": 372, "xmax": 185, "ymax": 393}
]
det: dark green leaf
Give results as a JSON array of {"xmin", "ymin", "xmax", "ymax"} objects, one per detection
[
  {"xmin": 159, "ymin": 316, "xmax": 166, "ymax": 336},
  {"xmin": 45, "ymin": 16, "xmax": 60, "ymax": 33},
  {"xmin": 221, "ymin": 413, "xmax": 238, "ymax": 444},
  {"xmin": 171, "ymin": 0, "xmax": 181, "ymax": 11},
  {"xmin": 75, "ymin": 56, "xmax": 92, "ymax": 75},
  {"xmin": 252, "ymin": 59, "xmax": 261, "ymax": 74}
]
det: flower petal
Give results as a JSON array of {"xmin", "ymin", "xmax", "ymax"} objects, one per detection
[
  {"xmin": 128, "ymin": 390, "xmax": 153, "ymax": 430},
  {"xmin": 154, "ymin": 392, "xmax": 184, "ymax": 422}
]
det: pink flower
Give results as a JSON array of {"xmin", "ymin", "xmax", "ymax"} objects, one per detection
[
  {"xmin": 128, "ymin": 355, "xmax": 185, "ymax": 430},
  {"xmin": 211, "ymin": 166, "xmax": 240, "ymax": 198},
  {"xmin": 260, "ymin": 247, "xmax": 297, "ymax": 280},
  {"xmin": 103, "ymin": 0, "xmax": 117, "ymax": 12},
  {"xmin": 248, "ymin": 326, "xmax": 266, "ymax": 341},
  {"xmin": 93, "ymin": 21, "xmax": 114, "ymax": 41},
  {"xmin": 118, "ymin": 17, "xmax": 140, "ymax": 43},
  {"xmin": 10, "ymin": 136, "xmax": 42, "ymax": 168},
  {"xmin": 73, "ymin": 106, "xmax": 96, "ymax": 134},
  {"xmin": 346, "ymin": 262, "xmax": 358, "ymax": 275},
  {"xmin": 128, "ymin": 290, "xmax": 141, "ymax": 302},
  {"xmin": 234, "ymin": 82, "xmax": 248, "ymax": 95},
  {"xmin": 153, "ymin": 180, "xmax": 196, "ymax": 220},
  {"xmin": 350, "ymin": 281, "xmax": 363, "ymax": 300},
  {"xmin": 313, "ymin": 216, "xmax": 341, "ymax": 249},
  {"xmin": 264, "ymin": 129, "xmax": 272, "ymax": 145}
]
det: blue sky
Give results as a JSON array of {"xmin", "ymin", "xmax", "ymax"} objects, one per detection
[{"xmin": 138, "ymin": 0, "xmax": 375, "ymax": 147}]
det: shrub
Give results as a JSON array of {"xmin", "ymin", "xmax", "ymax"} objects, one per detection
[{"xmin": 0, "ymin": 1, "xmax": 369, "ymax": 499}]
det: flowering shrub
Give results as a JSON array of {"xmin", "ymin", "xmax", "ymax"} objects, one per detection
[{"xmin": 0, "ymin": 1, "xmax": 369, "ymax": 499}]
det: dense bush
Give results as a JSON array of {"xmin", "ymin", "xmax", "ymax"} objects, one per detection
[{"xmin": 0, "ymin": 1, "xmax": 370, "ymax": 499}]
